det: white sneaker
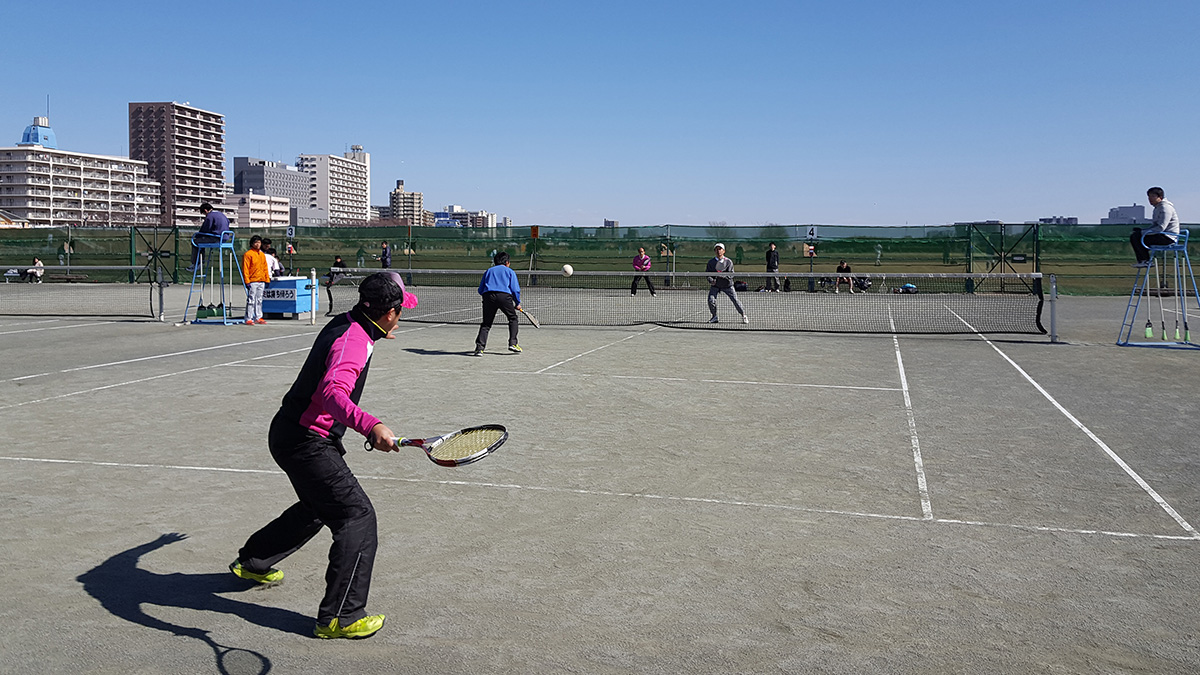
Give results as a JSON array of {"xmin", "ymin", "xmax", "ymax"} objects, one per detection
[
  {"xmin": 1131, "ymin": 261, "xmax": 1151, "ymax": 268},
  {"xmin": 708, "ymin": 316, "xmax": 719, "ymax": 323},
  {"xmin": 741, "ymin": 314, "xmax": 749, "ymax": 324}
]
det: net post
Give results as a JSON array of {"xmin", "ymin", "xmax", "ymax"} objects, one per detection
[
  {"xmin": 310, "ymin": 268, "xmax": 317, "ymax": 326},
  {"xmin": 1049, "ymin": 274, "xmax": 1058, "ymax": 343},
  {"xmin": 157, "ymin": 266, "xmax": 165, "ymax": 321}
]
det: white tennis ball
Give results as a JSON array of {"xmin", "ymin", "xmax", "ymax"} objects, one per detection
[{"xmin": 562, "ymin": 264, "xmax": 574, "ymax": 277}]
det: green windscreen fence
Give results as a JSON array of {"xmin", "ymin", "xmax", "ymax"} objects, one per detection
[{"xmin": 2, "ymin": 222, "xmax": 1192, "ymax": 295}]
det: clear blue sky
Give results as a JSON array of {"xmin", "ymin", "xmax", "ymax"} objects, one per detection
[{"xmin": 5, "ymin": 0, "xmax": 1197, "ymax": 226}]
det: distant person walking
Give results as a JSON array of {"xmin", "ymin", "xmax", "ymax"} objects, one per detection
[
  {"xmin": 473, "ymin": 251, "xmax": 523, "ymax": 355},
  {"xmin": 375, "ymin": 242, "xmax": 392, "ymax": 269},
  {"xmin": 630, "ymin": 247, "xmax": 656, "ymax": 297},
  {"xmin": 1131, "ymin": 187, "xmax": 1180, "ymax": 268},
  {"xmin": 765, "ymin": 242, "xmax": 781, "ymax": 292},
  {"xmin": 706, "ymin": 243, "xmax": 747, "ymax": 324},
  {"xmin": 188, "ymin": 203, "xmax": 231, "ymax": 272},
  {"xmin": 875, "ymin": 243, "xmax": 883, "ymax": 266}
]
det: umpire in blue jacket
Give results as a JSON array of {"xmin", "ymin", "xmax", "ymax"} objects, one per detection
[{"xmin": 473, "ymin": 251, "xmax": 523, "ymax": 355}]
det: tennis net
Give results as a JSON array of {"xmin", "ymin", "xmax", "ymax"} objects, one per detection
[
  {"xmin": 322, "ymin": 269, "xmax": 1046, "ymax": 334},
  {"xmin": 0, "ymin": 265, "xmax": 163, "ymax": 318}
]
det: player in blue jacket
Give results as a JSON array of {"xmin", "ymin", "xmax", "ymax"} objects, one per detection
[{"xmin": 473, "ymin": 251, "xmax": 523, "ymax": 355}]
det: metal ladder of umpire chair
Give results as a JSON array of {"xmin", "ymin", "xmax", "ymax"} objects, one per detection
[
  {"xmin": 183, "ymin": 231, "xmax": 247, "ymax": 325},
  {"xmin": 1117, "ymin": 229, "xmax": 1200, "ymax": 349}
]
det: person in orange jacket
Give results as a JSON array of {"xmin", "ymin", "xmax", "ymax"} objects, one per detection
[{"xmin": 242, "ymin": 235, "xmax": 271, "ymax": 325}]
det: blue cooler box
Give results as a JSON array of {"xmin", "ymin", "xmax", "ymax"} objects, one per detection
[{"xmin": 263, "ymin": 276, "xmax": 318, "ymax": 319}]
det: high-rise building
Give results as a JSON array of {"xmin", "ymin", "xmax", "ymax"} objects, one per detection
[
  {"xmin": 388, "ymin": 180, "xmax": 425, "ymax": 224},
  {"xmin": 0, "ymin": 117, "xmax": 161, "ymax": 228},
  {"xmin": 233, "ymin": 157, "xmax": 308, "ymax": 208},
  {"xmin": 128, "ymin": 101, "xmax": 225, "ymax": 229},
  {"xmin": 297, "ymin": 145, "xmax": 370, "ymax": 224}
]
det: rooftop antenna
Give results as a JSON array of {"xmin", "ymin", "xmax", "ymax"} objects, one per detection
[{"xmin": 46, "ymin": 95, "xmax": 50, "ymax": 119}]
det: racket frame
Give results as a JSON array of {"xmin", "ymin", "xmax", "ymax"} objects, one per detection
[{"xmin": 364, "ymin": 424, "xmax": 507, "ymax": 467}]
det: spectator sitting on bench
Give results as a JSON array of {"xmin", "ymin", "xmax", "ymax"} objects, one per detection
[{"xmin": 21, "ymin": 257, "xmax": 44, "ymax": 283}]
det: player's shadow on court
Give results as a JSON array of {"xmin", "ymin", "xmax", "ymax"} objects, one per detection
[
  {"xmin": 77, "ymin": 533, "xmax": 311, "ymax": 674},
  {"xmin": 403, "ymin": 347, "xmax": 479, "ymax": 357}
]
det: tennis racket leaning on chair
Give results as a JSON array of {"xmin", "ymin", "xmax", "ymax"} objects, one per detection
[{"xmin": 365, "ymin": 424, "xmax": 507, "ymax": 467}]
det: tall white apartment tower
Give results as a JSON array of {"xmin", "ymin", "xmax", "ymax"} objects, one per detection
[
  {"xmin": 298, "ymin": 145, "xmax": 370, "ymax": 224},
  {"xmin": 128, "ymin": 102, "xmax": 226, "ymax": 229}
]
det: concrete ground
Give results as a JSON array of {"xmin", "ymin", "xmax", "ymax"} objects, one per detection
[{"xmin": 1, "ymin": 294, "xmax": 1198, "ymax": 674}]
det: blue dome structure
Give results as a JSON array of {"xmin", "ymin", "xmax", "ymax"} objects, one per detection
[{"xmin": 18, "ymin": 116, "xmax": 57, "ymax": 149}]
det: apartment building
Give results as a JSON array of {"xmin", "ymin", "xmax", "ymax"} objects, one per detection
[
  {"xmin": 0, "ymin": 117, "xmax": 162, "ymax": 228},
  {"xmin": 215, "ymin": 192, "xmax": 291, "ymax": 230},
  {"xmin": 298, "ymin": 145, "xmax": 370, "ymax": 224},
  {"xmin": 129, "ymin": 101, "xmax": 226, "ymax": 229},
  {"xmin": 388, "ymin": 179, "xmax": 426, "ymax": 224},
  {"xmin": 233, "ymin": 157, "xmax": 308, "ymax": 208}
]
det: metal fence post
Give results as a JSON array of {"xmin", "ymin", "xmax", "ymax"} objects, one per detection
[
  {"xmin": 310, "ymin": 268, "xmax": 317, "ymax": 325},
  {"xmin": 1050, "ymin": 274, "xmax": 1058, "ymax": 343}
]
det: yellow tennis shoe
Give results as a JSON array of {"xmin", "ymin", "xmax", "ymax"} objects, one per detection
[
  {"xmin": 314, "ymin": 614, "xmax": 386, "ymax": 639},
  {"xmin": 228, "ymin": 560, "xmax": 284, "ymax": 585}
]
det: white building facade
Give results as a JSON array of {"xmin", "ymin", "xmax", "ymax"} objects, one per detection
[
  {"xmin": 298, "ymin": 145, "xmax": 370, "ymax": 224},
  {"xmin": 215, "ymin": 193, "xmax": 291, "ymax": 230},
  {"xmin": 0, "ymin": 117, "xmax": 162, "ymax": 228}
]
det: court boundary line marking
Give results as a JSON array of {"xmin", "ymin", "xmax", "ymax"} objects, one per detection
[
  {"xmin": 5, "ymin": 323, "xmax": 441, "ymax": 383},
  {"xmin": 0, "ymin": 454, "xmax": 1194, "ymax": 541},
  {"xmin": 0, "ymin": 321, "xmax": 116, "ymax": 336},
  {"xmin": 8, "ymin": 332, "xmax": 318, "ymax": 381},
  {"xmin": 534, "ymin": 326, "xmax": 661, "ymax": 374},
  {"xmin": 949, "ymin": 308, "xmax": 1200, "ymax": 539},
  {"xmin": 890, "ymin": 309, "xmax": 933, "ymax": 520},
  {"xmin": 411, "ymin": 368, "xmax": 903, "ymax": 392},
  {"xmin": 0, "ymin": 318, "xmax": 61, "ymax": 328},
  {"xmin": 0, "ymin": 346, "xmax": 312, "ymax": 410}
]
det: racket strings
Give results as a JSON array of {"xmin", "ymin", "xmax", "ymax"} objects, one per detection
[{"xmin": 428, "ymin": 429, "xmax": 506, "ymax": 462}]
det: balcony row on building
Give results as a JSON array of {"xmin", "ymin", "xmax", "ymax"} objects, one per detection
[{"xmin": 2, "ymin": 103, "xmax": 510, "ymax": 230}]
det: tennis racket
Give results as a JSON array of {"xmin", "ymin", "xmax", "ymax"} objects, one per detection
[
  {"xmin": 365, "ymin": 424, "xmax": 507, "ymax": 466},
  {"xmin": 519, "ymin": 307, "xmax": 540, "ymax": 328}
]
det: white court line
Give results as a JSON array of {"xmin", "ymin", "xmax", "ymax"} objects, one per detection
[
  {"xmin": 8, "ymin": 332, "xmax": 317, "ymax": 382},
  {"xmin": 889, "ymin": 308, "xmax": 933, "ymax": 520},
  {"xmin": 1, "ymin": 324, "xmax": 442, "ymax": 405},
  {"xmin": 1, "ymin": 454, "xmax": 1194, "ymax": 541},
  {"xmin": 215, "ymin": 347, "xmax": 311, "ymax": 367},
  {"xmin": 0, "ymin": 321, "xmax": 115, "ymax": 336},
  {"xmin": 0, "ymin": 357, "xmax": 255, "ymax": 411},
  {"xmin": 948, "ymin": 308, "xmax": 1200, "ymax": 539},
  {"xmin": 534, "ymin": 326, "xmax": 660, "ymax": 373},
  {"xmin": 0, "ymin": 318, "xmax": 60, "ymax": 328},
  {"xmin": 420, "ymin": 368, "xmax": 901, "ymax": 392}
]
